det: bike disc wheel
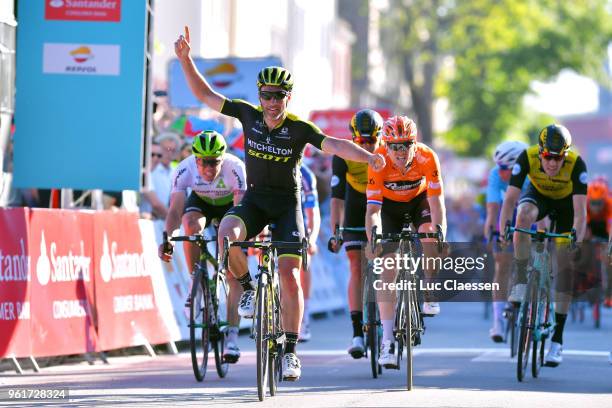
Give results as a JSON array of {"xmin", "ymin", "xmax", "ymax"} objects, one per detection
[
  {"xmin": 213, "ymin": 273, "xmax": 229, "ymax": 378},
  {"xmin": 255, "ymin": 279, "xmax": 269, "ymax": 401},
  {"xmin": 190, "ymin": 268, "xmax": 210, "ymax": 382}
]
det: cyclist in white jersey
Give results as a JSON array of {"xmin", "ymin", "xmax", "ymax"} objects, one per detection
[{"xmin": 159, "ymin": 130, "xmax": 246, "ymax": 363}]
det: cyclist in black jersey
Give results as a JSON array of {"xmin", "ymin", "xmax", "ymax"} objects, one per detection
[{"xmin": 175, "ymin": 26, "xmax": 385, "ymax": 381}]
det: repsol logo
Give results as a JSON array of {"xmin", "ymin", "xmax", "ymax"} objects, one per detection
[{"xmin": 248, "ymin": 149, "xmax": 291, "ymax": 163}]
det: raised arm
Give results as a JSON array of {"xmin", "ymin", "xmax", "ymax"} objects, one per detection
[{"xmin": 174, "ymin": 26, "xmax": 225, "ymax": 112}]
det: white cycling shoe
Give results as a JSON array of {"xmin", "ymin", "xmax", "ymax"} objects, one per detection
[
  {"xmin": 489, "ymin": 318, "xmax": 504, "ymax": 343},
  {"xmin": 348, "ymin": 336, "xmax": 365, "ymax": 359},
  {"xmin": 422, "ymin": 302, "xmax": 440, "ymax": 316},
  {"xmin": 238, "ymin": 290, "xmax": 255, "ymax": 318},
  {"xmin": 545, "ymin": 341, "xmax": 563, "ymax": 367},
  {"xmin": 378, "ymin": 340, "xmax": 398, "ymax": 369},
  {"xmin": 223, "ymin": 340, "xmax": 240, "ymax": 364},
  {"xmin": 508, "ymin": 284, "xmax": 526, "ymax": 303},
  {"xmin": 282, "ymin": 353, "xmax": 301, "ymax": 381}
]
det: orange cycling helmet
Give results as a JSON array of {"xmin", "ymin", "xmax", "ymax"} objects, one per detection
[
  {"xmin": 587, "ymin": 177, "xmax": 609, "ymax": 201},
  {"xmin": 382, "ymin": 116, "xmax": 418, "ymax": 143}
]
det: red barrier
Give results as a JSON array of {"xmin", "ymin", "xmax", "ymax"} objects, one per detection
[
  {"xmin": 0, "ymin": 208, "xmax": 31, "ymax": 358},
  {"xmin": 28, "ymin": 209, "xmax": 98, "ymax": 357},
  {"xmin": 93, "ymin": 211, "xmax": 170, "ymax": 351}
]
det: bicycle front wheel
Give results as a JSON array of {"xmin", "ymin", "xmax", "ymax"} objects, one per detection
[
  {"xmin": 367, "ymin": 297, "xmax": 380, "ymax": 378},
  {"xmin": 517, "ymin": 281, "xmax": 536, "ymax": 382},
  {"xmin": 508, "ymin": 303, "xmax": 519, "ymax": 358},
  {"xmin": 255, "ymin": 278, "xmax": 270, "ymax": 401},
  {"xmin": 269, "ymin": 282, "xmax": 282, "ymax": 396},
  {"xmin": 190, "ymin": 267, "xmax": 210, "ymax": 382},
  {"xmin": 404, "ymin": 286, "xmax": 414, "ymax": 391}
]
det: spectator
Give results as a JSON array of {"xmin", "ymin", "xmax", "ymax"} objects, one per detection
[
  {"xmin": 140, "ymin": 142, "xmax": 169, "ymax": 219},
  {"xmin": 152, "ymin": 132, "xmax": 181, "ymax": 210}
]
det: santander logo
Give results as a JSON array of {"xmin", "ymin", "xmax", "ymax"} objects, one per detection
[
  {"xmin": 100, "ymin": 232, "xmax": 151, "ymax": 283},
  {"xmin": 49, "ymin": 0, "xmax": 64, "ymax": 8},
  {"xmin": 35, "ymin": 231, "xmax": 92, "ymax": 286}
]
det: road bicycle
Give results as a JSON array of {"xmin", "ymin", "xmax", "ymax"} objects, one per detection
[
  {"xmin": 329, "ymin": 225, "xmax": 383, "ymax": 378},
  {"xmin": 488, "ymin": 228, "xmax": 519, "ymax": 357},
  {"xmin": 371, "ymin": 216, "xmax": 444, "ymax": 390},
  {"xmin": 504, "ymin": 223, "xmax": 575, "ymax": 382},
  {"xmin": 222, "ymin": 233, "xmax": 308, "ymax": 401},
  {"xmin": 165, "ymin": 230, "xmax": 229, "ymax": 381}
]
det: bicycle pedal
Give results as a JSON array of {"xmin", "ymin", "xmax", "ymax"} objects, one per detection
[
  {"xmin": 421, "ymin": 312, "xmax": 435, "ymax": 317},
  {"xmin": 282, "ymin": 375, "xmax": 300, "ymax": 382},
  {"xmin": 383, "ymin": 363, "xmax": 400, "ymax": 370}
]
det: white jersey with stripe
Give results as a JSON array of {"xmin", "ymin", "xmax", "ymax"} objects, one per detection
[{"xmin": 171, "ymin": 153, "xmax": 247, "ymax": 206}]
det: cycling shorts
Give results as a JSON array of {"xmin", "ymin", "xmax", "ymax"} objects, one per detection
[
  {"xmin": 184, "ymin": 191, "xmax": 233, "ymax": 228},
  {"xmin": 343, "ymin": 184, "xmax": 367, "ymax": 251},
  {"xmin": 518, "ymin": 183, "xmax": 573, "ymax": 233},
  {"xmin": 224, "ymin": 190, "xmax": 304, "ymax": 257}
]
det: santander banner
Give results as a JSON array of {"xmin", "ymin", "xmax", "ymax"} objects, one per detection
[
  {"xmin": 0, "ymin": 208, "xmax": 31, "ymax": 358},
  {"xmin": 45, "ymin": 0, "xmax": 122, "ymax": 22},
  {"xmin": 28, "ymin": 209, "xmax": 98, "ymax": 357},
  {"xmin": 93, "ymin": 211, "xmax": 170, "ymax": 351}
]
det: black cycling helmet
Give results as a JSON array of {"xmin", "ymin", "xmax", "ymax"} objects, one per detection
[
  {"xmin": 349, "ymin": 109, "xmax": 383, "ymax": 143},
  {"xmin": 538, "ymin": 124, "xmax": 572, "ymax": 156}
]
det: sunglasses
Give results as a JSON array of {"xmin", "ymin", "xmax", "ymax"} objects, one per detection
[
  {"xmin": 354, "ymin": 137, "xmax": 377, "ymax": 145},
  {"xmin": 259, "ymin": 90, "xmax": 289, "ymax": 101},
  {"xmin": 196, "ymin": 158, "xmax": 222, "ymax": 167},
  {"xmin": 540, "ymin": 152, "xmax": 564, "ymax": 162},
  {"xmin": 151, "ymin": 153, "xmax": 163, "ymax": 158},
  {"xmin": 386, "ymin": 141, "xmax": 414, "ymax": 152}
]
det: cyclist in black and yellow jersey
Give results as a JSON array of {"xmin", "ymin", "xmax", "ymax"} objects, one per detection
[
  {"xmin": 499, "ymin": 124, "xmax": 587, "ymax": 367},
  {"xmin": 328, "ymin": 109, "xmax": 383, "ymax": 358},
  {"xmin": 174, "ymin": 27, "xmax": 384, "ymax": 381}
]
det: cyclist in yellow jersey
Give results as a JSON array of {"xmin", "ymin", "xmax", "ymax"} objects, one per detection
[
  {"xmin": 499, "ymin": 124, "xmax": 587, "ymax": 367},
  {"xmin": 329, "ymin": 109, "xmax": 383, "ymax": 358}
]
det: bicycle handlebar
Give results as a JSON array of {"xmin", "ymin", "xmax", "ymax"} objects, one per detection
[
  {"xmin": 371, "ymin": 224, "xmax": 444, "ymax": 253},
  {"xmin": 170, "ymin": 234, "xmax": 217, "ymax": 243},
  {"xmin": 504, "ymin": 222, "xmax": 576, "ymax": 244},
  {"xmin": 225, "ymin": 238, "xmax": 309, "ymax": 271}
]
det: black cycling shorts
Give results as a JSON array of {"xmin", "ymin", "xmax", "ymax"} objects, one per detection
[
  {"xmin": 381, "ymin": 192, "xmax": 432, "ymax": 234},
  {"xmin": 224, "ymin": 190, "xmax": 304, "ymax": 257},
  {"xmin": 343, "ymin": 184, "xmax": 367, "ymax": 251},
  {"xmin": 518, "ymin": 183, "xmax": 573, "ymax": 233},
  {"xmin": 184, "ymin": 191, "xmax": 233, "ymax": 228}
]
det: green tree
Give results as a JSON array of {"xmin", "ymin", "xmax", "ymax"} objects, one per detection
[{"xmin": 380, "ymin": 0, "xmax": 612, "ymax": 155}]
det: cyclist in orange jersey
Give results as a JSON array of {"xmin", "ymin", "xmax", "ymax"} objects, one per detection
[
  {"xmin": 365, "ymin": 115, "xmax": 447, "ymax": 368},
  {"xmin": 586, "ymin": 177, "xmax": 612, "ymax": 307}
]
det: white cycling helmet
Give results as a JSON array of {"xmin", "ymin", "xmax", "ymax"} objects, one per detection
[{"xmin": 493, "ymin": 140, "xmax": 528, "ymax": 169}]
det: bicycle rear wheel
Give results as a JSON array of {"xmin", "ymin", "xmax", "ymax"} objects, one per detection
[
  {"xmin": 517, "ymin": 281, "xmax": 536, "ymax": 382},
  {"xmin": 213, "ymin": 273, "xmax": 229, "ymax": 378},
  {"xmin": 255, "ymin": 278, "xmax": 270, "ymax": 401},
  {"xmin": 533, "ymin": 293, "xmax": 551, "ymax": 377},
  {"xmin": 190, "ymin": 267, "xmax": 210, "ymax": 382}
]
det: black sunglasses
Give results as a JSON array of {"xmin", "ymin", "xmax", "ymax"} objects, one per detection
[
  {"xmin": 197, "ymin": 158, "xmax": 222, "ymax": 167},
  {"xmin": 259, "ymin": 90, "xmax": 289, "ymax": 101},
  {"xmin": 151, "ymin": 152, "xmax": 163, "ymax": 158},
  {"xmin": 386, "ymin": 141, "xmax": 414, "ymax": 152}
]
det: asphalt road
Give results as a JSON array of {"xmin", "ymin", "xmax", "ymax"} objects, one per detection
[{"xmin": 2, "ymin": 302, "xmax": 611, "ymax": 407}]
